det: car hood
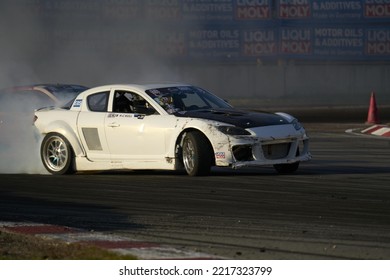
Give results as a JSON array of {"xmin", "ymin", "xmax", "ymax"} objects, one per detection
[{"xmin": 174, "ymin": 108, "xmax": 289, "ymax": 128}]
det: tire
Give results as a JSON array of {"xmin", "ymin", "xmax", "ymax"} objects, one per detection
[
  {"xmin": 182, "ymin": 131, "xmax": 213, "ymax": 176},
  {"xmin": 41, "ymin": 133, "xmax": 75, "ymax": 175},
  {"xmin": 274, "ymin": 147, "xmax": 301, "ymax": 174},
  {"xmin": 273, "ymin": 161, "xmax": 299, "ymax": 174}
]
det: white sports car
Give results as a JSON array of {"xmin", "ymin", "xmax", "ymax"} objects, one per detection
[{"xmin": 33, "ymin": 84, "xmax": 311, "ymax": 176}]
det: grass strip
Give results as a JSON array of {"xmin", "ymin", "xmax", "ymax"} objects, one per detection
[{"xmin": 0, "ymin": 230, "xmax": 136, "ymax": 260}]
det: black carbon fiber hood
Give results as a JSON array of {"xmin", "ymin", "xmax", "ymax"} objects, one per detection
[{"xmin": 174, "ymin": 108, "xmax": 289, "ymax": 128}]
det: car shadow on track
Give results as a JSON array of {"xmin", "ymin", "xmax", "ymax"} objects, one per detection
[
  {"xmin": 94, "ymin": 162, "xmax": 390, "ymax": 177},
  {"xmin": 94, "ymin": 168, "xmax": 279, "ymax": 177},
  {"xmin": 0, "ymin": 190, "xmax": 144, "ymax": 232}
]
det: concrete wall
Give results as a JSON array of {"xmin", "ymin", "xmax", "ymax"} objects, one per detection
[{"xmin": 178, "ymin": 63, "xmax": 390, "ymax": 106}]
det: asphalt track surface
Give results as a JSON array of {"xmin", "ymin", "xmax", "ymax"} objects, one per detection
[{"xmin": 1, "ymin": 109, "xmax": 390, "ymax": 259}]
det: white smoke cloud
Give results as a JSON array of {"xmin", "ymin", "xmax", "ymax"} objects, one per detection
[
  {"xmin": 0, "ymin": 0, "xmax": 190, "ymax": 173},
  {"xmin": 0, "ymin": 90, "xmax": 47, "ymax": 174},
  {"xmin": 0, "ymin": 2, "xmax": 46, "ymax": 173}
]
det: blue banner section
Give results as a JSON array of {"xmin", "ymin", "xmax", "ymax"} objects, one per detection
[
  {"xmin": 183, "ymin": 0, "xmax": 235, "ymax": 21},
  {"xmin": 311, "ymin": 1, "xmax": 363, "ymax": 20},
  {"xmin": 17, "ymin": 0, "xmax": 390, "ymax": 62},
  {"xmin": 313, "ymin": 27, "xmax": 364, "ymax": 58}
]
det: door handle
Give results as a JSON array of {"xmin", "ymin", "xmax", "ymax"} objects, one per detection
[{"xmin": 107, "ymin": 122, "xmax": 120, "ymax": 127}]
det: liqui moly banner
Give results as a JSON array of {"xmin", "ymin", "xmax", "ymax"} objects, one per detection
[
  {"xmin": 278, "ymin": 0, "xmax": 311, "ymax": 19},
  {"xmin": 366, "ymin": 28, "xmax": 390, "ymax": 56},
  {"xmin": 242, "ymin": 28, "xmax": 278, "ymax": 56},
  {"xmin": 280, "ymin": 28, "xmax": 312, "ymax": 55},
  {"xmin": 235, "ymin": 0, "xmax": 272, "ymax": 20},
  {"xmin": 17, "ymin": 0, "xmax": 390, "ymax": 61},
  {"xmin": 364, "ymin": 0, "xmax": 390, "ymax": 18}
]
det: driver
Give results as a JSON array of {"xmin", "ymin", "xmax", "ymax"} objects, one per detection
[{"xmin": 114, "ymin": 92, "xmax": 133, "ymax": 113}]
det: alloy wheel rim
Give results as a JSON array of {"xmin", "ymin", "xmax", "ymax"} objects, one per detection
[
  {"xmin": 45, "ymin": 137, "xmax": 68, "ymax": 171},
  {"xmin": 183, "ymin": 138, "xmax": 195, "ymax": 173}
]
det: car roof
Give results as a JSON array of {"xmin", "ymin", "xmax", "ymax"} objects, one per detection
[{"xmin": 93, "ymin": 83, "xmax": 191, "ymax": 90}]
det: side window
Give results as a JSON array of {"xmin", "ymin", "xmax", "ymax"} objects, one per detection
[
  {"xmin": 113, "ymin": 91, "xmax": 157, "ymax": 115},
  {"xmin": 87, "ymin": 91, "xmax": 109, "ymax": 112},
  {"xmin": 113, "ymin": 91, "xmax": 133, "ymax": 113}
]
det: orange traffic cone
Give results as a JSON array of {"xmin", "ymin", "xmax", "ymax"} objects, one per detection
[{"xmin": 366, "ymin": 92, "xmax": 380, "ymax": 124}]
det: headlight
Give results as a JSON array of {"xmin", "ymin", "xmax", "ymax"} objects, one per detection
[
  {"xmin": 217, "ymin": 126, "xmax": 251, "ymax": 135},
  {"xmin": 292, "ymin": 119, "xmax": 302, "ymax": 130}
]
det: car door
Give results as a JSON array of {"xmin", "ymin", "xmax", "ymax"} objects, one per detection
[
  {"xmin": 104, "ymin": 90, "xmax": 176, "ymax": 161},
  {"xmin": 77, "ymin": 90, "xmax": 112, "ymax": 161}
]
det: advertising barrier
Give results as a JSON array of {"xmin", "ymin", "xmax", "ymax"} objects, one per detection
[{"xmin": 15, "ymin": 0, "xmax": 390, "ymax": 62}]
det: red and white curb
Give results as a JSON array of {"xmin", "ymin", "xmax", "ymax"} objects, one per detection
[
  {"xmin": 0, "ymin": 222, "xmax": 219, "ymax": 260},
  {"xmin": 361, "ymin": 125, "xmax": 390, "ymax": 137},
  {"xmin": 346, "ymin": 124, "xmax": 390, "ymax": 138}
]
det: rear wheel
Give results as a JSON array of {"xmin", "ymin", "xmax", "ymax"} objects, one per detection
[
  {"xmin": 41, "ymin": 133, "xmax": 75, "ymax": 175},
  {"xmin": 182, "ymin": 131, "xmax": 213, "ymax": 176}
]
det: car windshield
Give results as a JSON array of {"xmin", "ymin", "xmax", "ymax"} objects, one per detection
[{"xmin": 146, "ymin": 86, "xmax": 232, "ymax": 114}]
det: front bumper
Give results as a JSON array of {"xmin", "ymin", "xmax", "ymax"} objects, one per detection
[
  {"xmin": 231, "ymin": 136, "xmax": 311, "ymax": 169},
  {"xmin": 213, "ymin": 125, "xmax": 311, "ymax": 169}
]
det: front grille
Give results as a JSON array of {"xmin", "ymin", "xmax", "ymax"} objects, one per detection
[
  {"xmin": 262, "ymin": 143, "xmax": 290, "ymax": 160},
  {"xmin": 232, "ymin": 145, "xmax": 253, "ymax": 161}
]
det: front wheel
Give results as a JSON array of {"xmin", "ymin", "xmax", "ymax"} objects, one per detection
[
  {"xmin": 41, "ymin": 133, "xmax": 75, "ymax": 175},
  {"xmin": 181, "ymin": 131, "xmax": 213, "ymax": 176}
]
